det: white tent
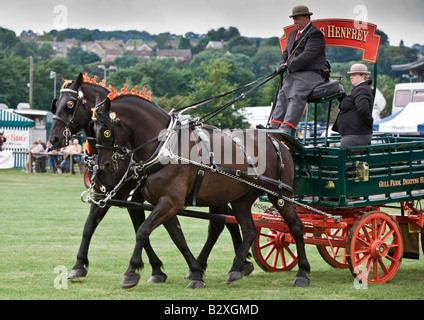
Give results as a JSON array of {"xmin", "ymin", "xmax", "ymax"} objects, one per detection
[{"xmin": 374, "ymin": 102, "xmax": 424, "ymax": 133}]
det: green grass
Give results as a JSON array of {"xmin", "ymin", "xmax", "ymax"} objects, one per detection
[{"xmin": 1, "ymin": 168, "xmax": 424, "ymax": 300}]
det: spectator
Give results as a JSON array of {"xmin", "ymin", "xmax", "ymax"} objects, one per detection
[
  {"xmin": 58, "ymin": 142, "xmax": 72, "ymax": 174},
  {"xmin": 71, "ymin": 139, "xmax": 84, "ymax": 174},
  {"xmin": 29, "ymin": 141, "xmax": 46, "ymax": 173},
  {"xmin": 46, "ymin": 141, "xmax": 59, "ymax": 173}
]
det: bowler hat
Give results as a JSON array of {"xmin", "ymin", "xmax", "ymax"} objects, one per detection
[
  {"xmin": 289, "ymin": 5, "xmax": 313, "ymax": 18},
  {"xmin": 347, "ymin": 63, "xmax": 371, "ymax": 75}
]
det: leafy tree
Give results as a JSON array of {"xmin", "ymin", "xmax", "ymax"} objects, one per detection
[
  {"xmin": 252, "ymin": 45, "xmax": 281, "ymax": 77},
  {"xmin": 0, "ymin": 51, "xmax": 28, "ymax": 107},
  {"xmin": 0, "ymin": 27, "xmax": 19, "ymax": 50},
  {"xmin": 155, "ymin": 35, "xmax": 172, "ymax": 49},
  {"xmin": 189, "ymin": 58, "xmax": 249, "ymax": 129},
  {"xmin": 38, "ymin": 43, "xmax": 55, "ymax": 61},
  {"xmin": 66, "ymin": 46, "xmax": 101, "ymax": 66},
  {"xmin": 114, "ymin": 53, "xmax": 139, "ymax": 68}
]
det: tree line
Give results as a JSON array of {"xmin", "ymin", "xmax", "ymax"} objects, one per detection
[{"xmin": 0, "ymin": 26, "xmax": 421, "ymax": 128}]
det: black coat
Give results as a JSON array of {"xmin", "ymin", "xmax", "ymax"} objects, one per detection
[
  {"xmin": 332, "ymin": 81, "xmax": 374, "ymax": 135},
  {"xmin": 280, "ymin": 23, "xmax": 327, "ymax": 73}
]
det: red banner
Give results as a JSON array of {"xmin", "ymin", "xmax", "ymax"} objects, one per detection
[{"xmin": 279, "ymin": 19, "xmax": 381, "ymax": 63}]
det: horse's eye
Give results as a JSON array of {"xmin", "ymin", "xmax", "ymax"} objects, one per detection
[{"xmin": 67, "ymin": 101, "xmax": 75, "ymax": 109}]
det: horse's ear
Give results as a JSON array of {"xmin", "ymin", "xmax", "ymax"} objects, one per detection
[
  {"xmin": 104, "ymin": 97, "xmax": 111, "ymax": 114},
  {"xmin": 75, "ymin": 73, "xmax": 84, "ymax": 88},
  {"xmin": 59, "ymin": 75, "xmax": 65, "ymax": 87}
]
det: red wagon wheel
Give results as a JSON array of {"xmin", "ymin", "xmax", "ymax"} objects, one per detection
[
  {"xmin": 347, "ymin": 211, "xmax": 403, "ymax": 284},
  {"xmin": 84, "ymin": 168, "xmax": 91, "ymax": 188},
  {"xmin": 315, "ymin": 226, "xmax": 350, "ymax": 269},
  {"xmin": 252, "ymin": 227, "xmax": 298, "ymax": 272}
]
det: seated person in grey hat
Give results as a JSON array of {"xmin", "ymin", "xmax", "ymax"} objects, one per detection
[
  {"xmin": 332, "ymin": 63, "xmax": 374, "ymax": 146},
  {"xmin": 266, "ymin": 5, "xmax": 327, "ymax": 135}
]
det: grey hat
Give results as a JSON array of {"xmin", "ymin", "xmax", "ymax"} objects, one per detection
[
  {"xmin": 347, "ymin": 63, "xmax": 371, "ymax": 75},
  {"xmin": 289, "ymin": 5, "xmax": 313, "ymax": 18}
]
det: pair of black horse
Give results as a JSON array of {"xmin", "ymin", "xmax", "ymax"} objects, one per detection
[{"xmin": 49, "ymin": 73, "xmax": 310, "ymax": 289}]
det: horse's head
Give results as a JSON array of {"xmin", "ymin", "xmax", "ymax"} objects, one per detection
[
  {"xmin": 92, "ymin": 95, "xmax": 131, "ymax": 174},
  {"xmin": 49, "ymin": 73, "xmax": 109, "ymax": 149}
]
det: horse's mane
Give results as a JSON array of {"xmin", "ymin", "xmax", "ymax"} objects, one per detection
[{"xmin": 111, "ymin": 93, "xmax": 170, "ymax": 120}]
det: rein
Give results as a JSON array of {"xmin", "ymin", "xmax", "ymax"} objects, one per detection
[{"xmin": 197, "ymin": 71, "xmax": 278, "ymax": 124}]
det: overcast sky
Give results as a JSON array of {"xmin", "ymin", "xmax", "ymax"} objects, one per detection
[{"xmin": 1, "ymin": 0, "xmax": 422, "ymax": 47}]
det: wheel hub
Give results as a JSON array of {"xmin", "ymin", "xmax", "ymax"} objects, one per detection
[{"xmin": 370, "ymin": 240, "xmax": 389, "ymax": 259}]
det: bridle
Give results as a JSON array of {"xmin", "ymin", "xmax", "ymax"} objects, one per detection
[
  {"xmin": 91, "ymin": 105, "xmax": 133, "ymax": 170},
  {"xmin": 92, "ymin": 103, "xmax": 177, "ymax": 174},
  {"xmin": 51, "ymin": 83, "xmax": 91, "ymax": 145}
]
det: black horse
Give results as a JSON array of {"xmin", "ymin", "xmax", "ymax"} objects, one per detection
[
  {"xmin": 92, "ymin": 95, "xmax": 310, "ymax": 289},
  {"xmin": 49, "ymin": 74, "xmax": 252, "ymax": 286}
]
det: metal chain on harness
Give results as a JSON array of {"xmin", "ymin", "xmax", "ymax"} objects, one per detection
[{"xmin": 164, "ymin": 147, "xmax": 341, "ymax": 222}]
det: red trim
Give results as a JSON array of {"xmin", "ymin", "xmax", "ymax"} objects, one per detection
[
  {"xmin": 271, "ymin": 119, "xmax": 282, "ymax": 124},
  {"xmin": 283, "ymin": 121, "xmax": 297, "ymax": 129}
]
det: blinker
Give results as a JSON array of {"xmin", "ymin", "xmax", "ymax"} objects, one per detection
[
  {"xmin": 103, "ymin": 130, "xmax": 112, "ymax": 139},
  {"xmin": 67, "ymin": 100, "xmax": 75, "ymax": 109}
]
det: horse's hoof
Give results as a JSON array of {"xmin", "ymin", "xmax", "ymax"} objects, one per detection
[
  {"xmin": 147, "ymin": 274, "xmax": 167, "ymax": 283},
  {"xmin": 292, "ymin": 276, "xmax": 310, "ymax": 287},
  {"xmin": 186, "ymin": 280, "xmax": 206, "ymax": 289},
  {"xmin": 68, "ymin": 268, "xmax": 87, "ymax": 279},
  {"xmin": 226, "ymin": 271, "xmax": 243, "ymax": 284},
  {"xmin": 120, "ymin": 273, "xmax": 140, "ymax": 289},
  {"xmin": 184, "ymin": 271, "xmax": 193, "ymax": 280},
  {"xmin": 241, "ymin": 262, "xmax": 254, "ymax": 276}
]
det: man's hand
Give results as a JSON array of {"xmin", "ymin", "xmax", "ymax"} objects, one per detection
[{"xmin": 276, "ymin": 64, "xmax": 287, "ymax": 75}]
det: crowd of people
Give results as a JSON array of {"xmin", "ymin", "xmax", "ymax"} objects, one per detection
[{"xmin": 27, "ymin": 138, "xmax": 86, "ymax": 174}]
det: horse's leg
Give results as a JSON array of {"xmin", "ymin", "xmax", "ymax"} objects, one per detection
[
  {"xmin": 68, "ymin": 204, "xmax": 108, "ymax": 279},
  {"xmin": 186, "ymin": 205, "xmax": 253, "ymax": 280},
  {"xmin": 269, "ymin": 195, "xmax": 310, "ymax": 287},
  {"xmin": 127, "ymin": 208, "xmax": 168, "ymax": 284},
  {"xmin": 127, "ymin": 192, "xmax": 167, "ymax": 283},
  {"xmin": 121, "ymin": 198, "xmax": 205, "ymax": 289},
  {"xmin": 222, "ymin": 205, "xmax": 254, "ymax": 276},
  {"xmin": 162, "ymin": 219, "xmax": 206, "ymax": 289},
  {"xmin": 226, "ymin": 201, "xmax": 258, "ymax": 284}
]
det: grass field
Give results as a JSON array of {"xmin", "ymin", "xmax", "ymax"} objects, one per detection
[{"xmin": 1, "ymin": 168, "xmax": 424, "ymax": 301}]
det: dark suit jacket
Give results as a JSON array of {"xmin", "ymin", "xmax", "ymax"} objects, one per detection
[
  {"xmin": 280, "ymin": 23, "xmax": 326, "ymax": 73},
  {"xmin": 332, "ymin": 82, "xmax": 374, "ymax": 135}
]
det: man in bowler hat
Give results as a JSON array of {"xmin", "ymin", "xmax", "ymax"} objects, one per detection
[{"xmin": 268, "ymin": 5, "xmax": 327, "ymax": 134}]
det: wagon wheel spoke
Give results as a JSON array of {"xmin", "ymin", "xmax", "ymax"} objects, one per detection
[
  {"xmin": 264, "ymin": 245, "xmax": 276, "ymax": 261},
  {"xmin": 259, "ymin": 239, "xmax": 275, "ymax": 250},
  {"xmin": 376, "ymin": 220, "xmax": 387, "ymax": 239}
]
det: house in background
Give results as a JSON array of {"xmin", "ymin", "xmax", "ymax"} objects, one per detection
[{"xmin": 156, "ymin": 49, "xmax": 192, "ymax": 62}]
